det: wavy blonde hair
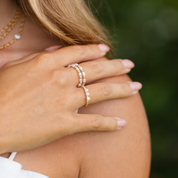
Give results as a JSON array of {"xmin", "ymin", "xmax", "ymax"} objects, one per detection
[{"xmin": 17, "ymin": 0, "xmax": 111, "ymax": 48}]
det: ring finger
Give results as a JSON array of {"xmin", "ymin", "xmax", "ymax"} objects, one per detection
[{"xmin": 75, "ymin": 81, "xmax": 142, "ymax": 109}]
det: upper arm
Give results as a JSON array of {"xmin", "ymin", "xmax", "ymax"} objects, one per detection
[{"xmin": 78, "ymin": 74, "xmax": 151, "ymax": 178}]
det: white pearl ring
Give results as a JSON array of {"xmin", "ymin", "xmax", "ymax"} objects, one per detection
[{"xmin": 68, "ymin": 63, "xmax": 90, "ymax": 107}]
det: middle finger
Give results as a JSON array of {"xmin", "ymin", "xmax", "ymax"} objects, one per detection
[{"xmin": 68, "ymin": 59, "xmax": 135, "ymax": 86}]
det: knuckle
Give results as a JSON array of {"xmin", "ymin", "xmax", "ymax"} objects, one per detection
[
  {"xmin": 121, "ymin": 83, "xmax": 132, "ymax": 96},
  {"xmin": 89, "ymin": 44, "xmax": 102, "ymax": 54},
  {"xmin": 126, "ymin": 83, "xmax": 133, "ymax": 95},
  {"xmin": 102, "ymin": 57, "xmax": 109, "ymax": 61},
  {"xmin": 37, "ymin": 53, "xmax": 54, "ymax": 66},
  {"xmin": 103, "ymin": 117, "xmax": 117, "ymax": 131},
  {"xmin": 112, "ymin": 59, "xmax": 123, "ymax": 70},
  {"xmin": 90, "ymin": 61, "xmax": 103, "ymax": 74},
  {"xmin": 92, "ymin": 115, "xmax": 103, "ymax": 129},
  {"xmin": 109, "ymin": 118, "xmax": 118, "ymax": 130},
  {"xmin": 72, "ymin": 45, "xmax": 84, "ymax": 57},
  {"xmin": 101, "ymin": 83, "xmax": 112, "ymax": 97},
  {"xmin": 38, "ymin": 53, "xmax": 53, "ymax": 62},
  {"xmin": 96, "ymin": 57, "xmax": 109, "ymax": 61},
  {"xmin": 90, "ymin": 44, "xmax": 98, "ymax": 51},
  {"xmin": 51, "ymin": 69, "xmax": 68, "ymax": 85}
]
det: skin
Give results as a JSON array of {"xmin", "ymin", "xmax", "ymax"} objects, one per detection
[{"xmin": 0, "ymin": 0, "xmax": 151, "ymax": 178}]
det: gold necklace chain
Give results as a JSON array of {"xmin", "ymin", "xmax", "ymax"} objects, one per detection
[
  {"xmin": 0, "ymin": 8, "xmax": 25, "ymax": 50},
  {"xmin": 0, "ymin": 8, "xmax": 22, "ymax": 37}
]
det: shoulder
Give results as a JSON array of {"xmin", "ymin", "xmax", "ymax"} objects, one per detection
[
  {"xmin": 76, "ymin": 74, "xmax": 151, "ymax": 178},
  {"xmin": 14, "ymin": 74, "xmax": 151, "ymax": 178},
  {"xmin": 79, "ymin": 74, "xmax": 146, "ymax": 121},
  {"xmin": 52, "ymin": 74, "xmax": 151, "ymax": 178}
]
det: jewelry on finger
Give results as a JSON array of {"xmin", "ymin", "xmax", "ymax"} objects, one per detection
[
  {"xmin": 68, "ymin": 63, "xmax": 83, "ymax": 87},
  {"xmin": 81, "ymin": 85, "xmax": 90, "ymax": 107},
  {"xmin": 77, "ymin": 64, "xmax": 86, "ymax": 86},
  {"xmin": 68, "ymin": 63, "xmax": 86, "ymax": 87}
]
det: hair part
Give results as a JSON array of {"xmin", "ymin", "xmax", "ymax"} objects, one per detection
[{"xmin": 17, "ymin": 0, "xmax": 111, "ymax": 49}]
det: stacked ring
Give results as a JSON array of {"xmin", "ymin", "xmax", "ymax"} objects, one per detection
[
  {"xmin": 77, "ymin": 65, "xmax": 86, "ymax": 86},
  {"xmin": 68, "ymin": 64, "xmax": 83, "ymax": 87},
  {"xmin": 81, "ymin": 85, "xmax": 90, "ymax": 107},
  {"xmin": 68, "ymin": 63, "xmax": 86, "ymax": 87}
]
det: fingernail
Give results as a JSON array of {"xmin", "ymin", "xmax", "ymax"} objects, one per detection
[
  {"xmin": 98, "ymin": 44, "xmax": 110, "ymax": 52},
  {"xmin": 116, "ymin": 118, "xmax": 127, "ymax": 128},
  {"xmin": 129, "ymin": 82, "xmax": 142, "ymax": 92},
  {"xmin": 45, "ymin": 45, "xmax": 62, "ymax": 51},
  {"xmin": 121, "ymin": 59, "xmax": 135, "ymax": 69}
]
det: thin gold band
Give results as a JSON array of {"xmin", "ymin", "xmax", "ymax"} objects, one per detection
[
  {"xmin": 77, "ymin": 64, "xmax": 86, "ymax": 86},
  {"xmin": 81, "ymin": 85, "xmax": 90, "ymax": 107},
  {"xmin": 68, "ymin": 63, "xmax": 86, "ymax": 87}
]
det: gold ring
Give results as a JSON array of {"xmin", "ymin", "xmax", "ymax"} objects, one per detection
[
  {"xmin": 68, "ymin": 63, "xmax": 83, "ymax": 87},
  {"xmin": 81, "ymin": 85, "xmax": 90, "ymax": 107},
  {"xmin": 77, "ymin": 64, "xmax": 86, "ymax": 86}
]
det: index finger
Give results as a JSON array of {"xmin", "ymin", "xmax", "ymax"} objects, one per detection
[{"xmin": 51, "ymin": 44, "xmax": 110, "ymax": 67}]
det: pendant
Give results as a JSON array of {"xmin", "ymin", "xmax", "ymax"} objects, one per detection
[{"xmin": 14, "ymin": 34, "xmax": 21, "ymax": 39}]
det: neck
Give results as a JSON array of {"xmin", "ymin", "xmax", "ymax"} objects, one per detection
[{"xmin": 0, "ymin": 0, "xmax": 18, "ymax": 29}]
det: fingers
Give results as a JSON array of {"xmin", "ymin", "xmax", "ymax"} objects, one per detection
[
  {"xmin": 68, "ymin": 59, "xmax": 135, "ymax": 86},
  {"xmin": 72, "ymin": 114, "xmax": 127, "ymax": 132},
  {"xmin": 50, "ymin": 44, "xmax": 110, "ymax": 67},
  {"xmin": 76, "ymin": 82, "xmax": 142, "ymax": 108},
  {"xmin": 23, "ymin": 44, "xmax": 109, "ymax": 70}
]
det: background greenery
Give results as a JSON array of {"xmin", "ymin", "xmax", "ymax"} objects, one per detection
[{"xmin": 91, "ymin": 0, "xmax": 178, "ymax": 177}]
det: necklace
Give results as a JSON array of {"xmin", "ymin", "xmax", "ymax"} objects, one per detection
[{"xmin": 0, "ymin": 8, "xmax": 26, "ymax": 50}]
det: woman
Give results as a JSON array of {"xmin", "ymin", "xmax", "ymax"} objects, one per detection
[{"xmin": 0, "ymin": 0, "xmax": 151, "ymax": 177}]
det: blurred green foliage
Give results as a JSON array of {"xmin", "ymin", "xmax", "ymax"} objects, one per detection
[{"xmin": 91, "ymin": 0, "xmax": 178, "ymax": 177}]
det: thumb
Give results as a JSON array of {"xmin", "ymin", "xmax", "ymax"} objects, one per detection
[{"xmin": 74, "ymin": 114, "xmax": 127, "ymax": 132}]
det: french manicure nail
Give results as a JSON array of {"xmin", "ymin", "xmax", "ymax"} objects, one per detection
[
  {"xmin": 121, "ymin": 59, "xmax": 135, "ymax": 69},
  {"xmin": 129, "ymin": 82, "xmax": 142, "ymax": 91},
  {"xmin": 116, "ymin": 118, "xmax": 127, "ymax": 127},
  {"xmin": 98, "ymin": 44, "xmax": 110, "ymax": 52},
  {"xmin": 45, "ymin": 45, "xmax": 62, "ymax": 51}
]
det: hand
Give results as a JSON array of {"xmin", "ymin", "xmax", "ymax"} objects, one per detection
[{"xmin": 0, "ymin": 44, "xmax": 141, "ymax": 153}]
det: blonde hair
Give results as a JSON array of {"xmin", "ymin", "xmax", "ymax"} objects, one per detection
[{"xmin": 17, "ymin": 0, "xmax": 111, "ymax": 48}]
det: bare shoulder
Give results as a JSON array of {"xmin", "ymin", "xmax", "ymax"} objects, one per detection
[
  {"xmin": 76, "ymin": 74, "xmax": 151, "ymax": 178},
  {"xmin": 13, "ymin": 74, "xmax": 151, "ymax": 178}
]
